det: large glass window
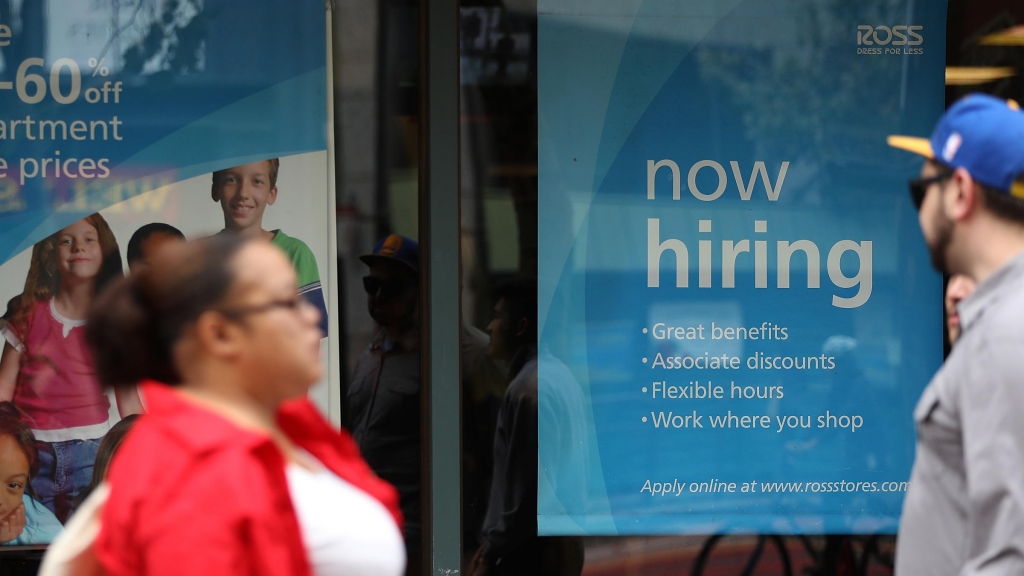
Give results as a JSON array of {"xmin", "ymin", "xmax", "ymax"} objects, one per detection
[
  {"xmin": 334, "ymin": 2, "xmax": 425, "ymax": 575},
  {"xmin": 454, "ymin": 1, "xmax": 1024, "ymax": 574}
]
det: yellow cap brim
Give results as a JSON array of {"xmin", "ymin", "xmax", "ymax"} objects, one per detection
[
  {"xmin": 1012, "ymin": 182, "xmax": 1024, "ymax": 200},
  {"xmin": 887, "ymin": 135, "xmax": 934, "ymax": 158}
]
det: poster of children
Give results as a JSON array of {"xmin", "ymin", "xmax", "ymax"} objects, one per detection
[
  {"xmin": 0, "ymin": 153, "xmax": 331, "ymax": 544},
  {"xmin": 0, "ymin": 0, "xmax": 331, "ymax": 546}
]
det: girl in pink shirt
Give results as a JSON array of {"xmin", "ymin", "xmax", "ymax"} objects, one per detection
[{"xmin": 0, "ymin": 214, "xmax": 142, "ymax": 523}]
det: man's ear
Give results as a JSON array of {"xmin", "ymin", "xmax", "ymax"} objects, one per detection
[
  {"xmin": 267, "ymin": 186, "xmax": 278, "ymax": 206},
  {"xmin": 211, "ymin": 184, "xmax": 221, "ymax": 203},
  {"xmin": 947, "ymin": 167, "xmax": 979, "ymax": 222},
  {"xmin": 514, "ymin": 317, "xmax": 529, "ymax": 339}
]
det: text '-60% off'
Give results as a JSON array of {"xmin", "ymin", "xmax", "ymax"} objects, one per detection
[{"xmin": 0, "ymin": 57, "xmax": 121, "ymax": 105}]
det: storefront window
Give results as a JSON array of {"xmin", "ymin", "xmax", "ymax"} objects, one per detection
[
  {"xmin": 335, "ymin": 1, "xmax": 424, "ymax": 574},
  {"xmin": 0, "ymin": 1, "xmax": 428, "ymax": 572},
  {"xmin": 1, "ymin": 0, "xmax": 1023, "ymax": 573},
  {"xmin": 0, "ymin": 0, "xmax": 332, "ymax": 552},
  {"xmin": 454, "ymin": 0, "xmax": 1020, "ymax": 574}
]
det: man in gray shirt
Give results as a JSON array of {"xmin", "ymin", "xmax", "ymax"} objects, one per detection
[{"xmin": 888, "ymin": 94, "xmax": 1024, "ymax": 574}]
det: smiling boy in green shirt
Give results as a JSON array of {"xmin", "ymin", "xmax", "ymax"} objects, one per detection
[{"xmin": 211, "ymin": 158, "xmax": 327, "ymax": 335}]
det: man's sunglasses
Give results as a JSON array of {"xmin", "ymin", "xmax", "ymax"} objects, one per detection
[
  {"xmin": 363, "ymin": 276, "xmax": 409, "ymax": 298},
  {"xmin": 908, "ymin": 170, "xmax": 953, "ymax": 210}
]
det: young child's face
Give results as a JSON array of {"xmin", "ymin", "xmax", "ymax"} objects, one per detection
[
  {"xmin": 0, "ymin": 435, "xmax": 28, "ymax": 519},
  {"xmin": 130, "ymin": 232, "xmax": 184, "ymax": 273},
  {"xmin": 212, "ymin": 161, "xmax": 278, "ymax": 232},
  {"xmin": 56, "ymin": 219, "xmax": 103, "ymax": 281}
]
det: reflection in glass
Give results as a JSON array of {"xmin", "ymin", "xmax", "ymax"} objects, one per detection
[
  {"xmin": 335, "ymin": 1, "xmax": 422, "ymax": 574},
  {"xmin": 346, "ymin": 234, "xmax": 422, "ymax": 574},
  {"xmin": 455, "ymin": 0, "xmax": 956, "ymax": 572}
]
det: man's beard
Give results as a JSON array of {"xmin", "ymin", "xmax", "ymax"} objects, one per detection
[{"xmin": 927, "ymin": 209, "xmax": 955, "ymax": 275}]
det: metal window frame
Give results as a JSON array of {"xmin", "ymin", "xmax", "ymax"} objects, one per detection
[{"xmin": 419, "ymin": 0, "xmax": 462, "ymax": 573}]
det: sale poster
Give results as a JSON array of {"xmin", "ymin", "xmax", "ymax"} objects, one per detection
[{"xmin": 0, "ymin": 0, "xmax": 329, "ymax": 545}]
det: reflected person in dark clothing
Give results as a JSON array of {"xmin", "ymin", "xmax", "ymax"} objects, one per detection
[
  {"xmin": 470, "ymin": 277, "xmax": 583, "ymax": 576},
  {"xmin": 462, "ymin": 323, "xmax": 509, "ymax": 558},
  {"xmin": 346, "ymin": 234, "xmax": 422, "ymax": 576}
]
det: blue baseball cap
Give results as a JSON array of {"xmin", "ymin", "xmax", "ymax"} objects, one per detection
[
  {"xmin": 360, "ymin": 234, "xmax": 419, "ymax": 271},
  {"xmin": 888, "ymin": 94, "xmax": 1024, "ymax": 198}
]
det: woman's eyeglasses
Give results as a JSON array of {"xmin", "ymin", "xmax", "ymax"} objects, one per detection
[
  {"xmin": 908, "ymin": 171, "xmax": 953, "ymax": 210},
  {"xmin": 362, "ymin": 276, "xmax": 410, "ymax": 298},
  {"xmin": 216, "ymin": 296, "xmax": 310, "ymax": 319}
]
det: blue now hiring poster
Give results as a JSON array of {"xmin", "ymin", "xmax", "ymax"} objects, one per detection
[
  {"xmin": 537, "ymin": 0, "xmax": 947, "ymax": 535},
  {"xmin": 0, "ymin": 0, "xmax": 329, "ymax": 544}
]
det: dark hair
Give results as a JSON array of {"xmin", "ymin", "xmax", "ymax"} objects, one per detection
[
  {"xmin": 126, "ymin": 223, "xmax": 186, "ymax": 266},
  {"xmin": 0, "ymin": 402, "xmax": 39, "ymax": 481},
  {"xmin": 927, "ymin": 159, "xmax": 1024, "ymax": 225},
  {"xmin": 493, "ymin": 276, "xmax": 538, "ymax": 345},
  {"xmin": 86, "ymin": 234, "xmax": 252, "ymax": 387},
  {"xmin": 75, "ymin": 415, "xmax": 139, "ymax": 510},
  {"xmin": 979, "ymin": 175, "xmax": 1024, "ymax": 225},
  {"xmin": 1, "ymin": 295, "xmax": 19, "ymax": 322}
]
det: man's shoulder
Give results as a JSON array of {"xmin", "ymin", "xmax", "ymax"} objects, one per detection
[
  {"xmin": 350, "ymin": 334, "xmax": 386, "ymax": 374},
  {"xmin": 505, "ymin": 361, "xmax": 539, "ymax": 402},
  {"xmin": 948, "ymin": 288, "xmax": 1024, "ymax": 397},
  {"xmin": 975, "ymin": 286, "xmax": 1024, "ymax": 339}
]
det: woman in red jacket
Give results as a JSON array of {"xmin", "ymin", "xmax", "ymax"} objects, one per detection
[{"xmin": 76, "ymin": 234, "xmax": 404, "ymax": 576}]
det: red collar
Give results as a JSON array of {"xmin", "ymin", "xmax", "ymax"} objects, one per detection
[
  {"xmin": 139, "ymin": 380, "xmax": 274, "ymax": 453},
  {"xmin": 138, "ymin": 380, "xmax": 403, "ymax": 529}
]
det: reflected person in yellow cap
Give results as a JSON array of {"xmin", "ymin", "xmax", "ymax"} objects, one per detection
[
  {"xmin": 889, "ymin": 93, "xmax": 1024, "ymax": 576},
  {"xmin": 345, "ymin": 235, "xmax": 423, "ymax": 576}
]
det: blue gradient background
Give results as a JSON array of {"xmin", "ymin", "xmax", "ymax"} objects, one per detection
[
  {"xmin": 538, "ymin": 0, "xmax": 947, "ymax": 535},
  {"xmin": 0, "ymin": 0, "xmax": 326, "ymax": 265}
]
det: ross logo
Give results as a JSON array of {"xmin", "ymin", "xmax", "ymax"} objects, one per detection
[
  {"xmin": 856, "ymin": 25, "xmax": 923, "ymax": 55},
  {"xmin": 857, "ymin": 25, "xmax": 923, "ymax": 46}
]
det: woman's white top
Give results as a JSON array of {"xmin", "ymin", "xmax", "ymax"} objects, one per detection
[{"xmin": 286, "ymin": 453, "xmax": 405, "ymax": 576}]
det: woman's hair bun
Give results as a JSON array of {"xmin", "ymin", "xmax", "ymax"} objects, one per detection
[
  {"xmin": 86, "ymin": 233, "xmax": 251, "ymax": 388},
  {"xmin": 87, "ymin": 274, "xmax": 176, "ymax": 387}
]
